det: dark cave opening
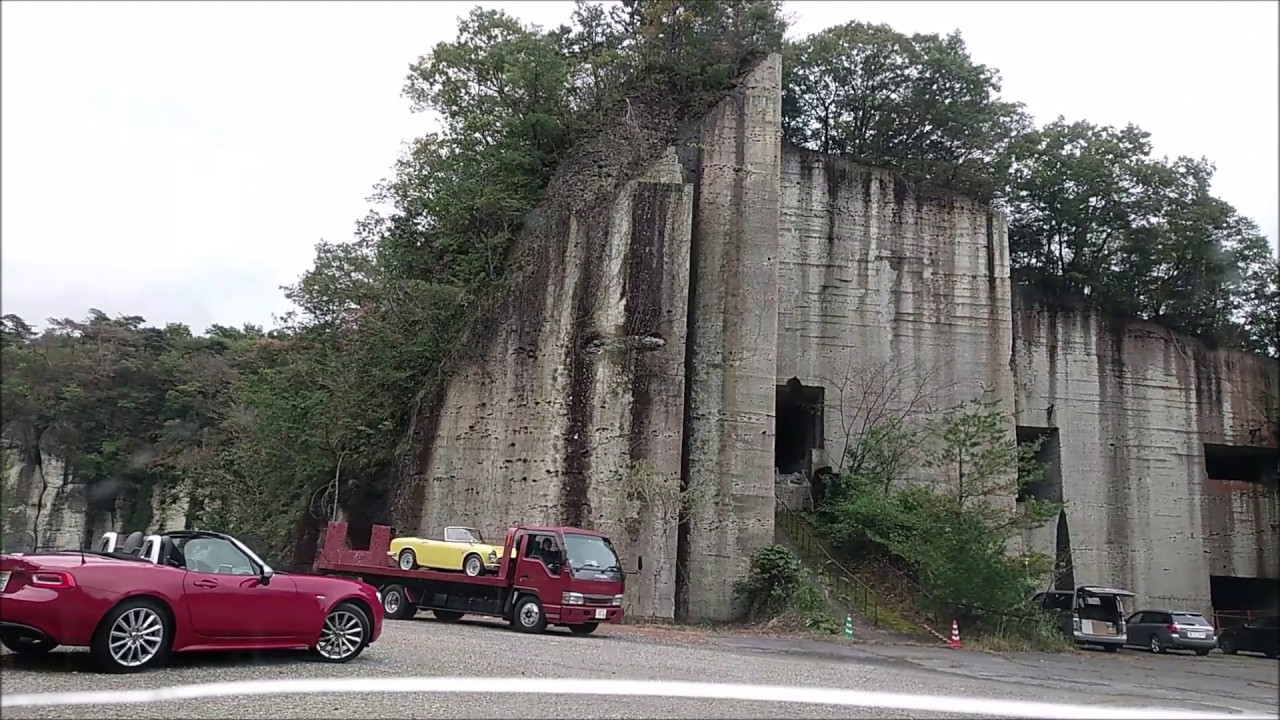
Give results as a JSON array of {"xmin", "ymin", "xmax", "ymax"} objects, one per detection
[{"xmin": 774, "ymin": 378, "xmax": 824, "ymax": 477}]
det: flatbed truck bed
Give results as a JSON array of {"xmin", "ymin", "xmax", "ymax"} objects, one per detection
[{"xmin": 313, "ymin": 521, "xmax": 629, "ymax": 635}]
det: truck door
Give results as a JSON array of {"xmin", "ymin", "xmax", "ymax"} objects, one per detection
[{"xmin": 514, "ymin": 532, "xmax": 569, "ymax": 621}]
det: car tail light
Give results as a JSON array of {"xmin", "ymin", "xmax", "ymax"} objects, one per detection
[
  {"xmin": 30, "ymin": 571, "xmax": 76, "ymax": 588},
  {"xmin": 1166, "ymin": 623, "xmax": 1179, "ymax": 635}
]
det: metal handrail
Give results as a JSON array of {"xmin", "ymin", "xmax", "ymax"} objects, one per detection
[
  {"xmin": 775, "ymin": 497, "xmax": 881, "ymax": 625},
  {"xmin": 1213, "ymin": 609, "xmax": 1275, "ymax": 630}
]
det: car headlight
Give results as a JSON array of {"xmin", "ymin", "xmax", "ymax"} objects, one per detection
[
  {"xmin": 562, "ymin": 591, "xmax": 584, "ymax": 605},
  {"xmin": 612, "ymin": 594, "xmax": 624, "ymax": 606},
  {"xmin": 488, "ymin": 551, "xmax": 498, "ymax": 563}
]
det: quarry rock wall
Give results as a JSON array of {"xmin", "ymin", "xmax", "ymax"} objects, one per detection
[
  {"xmin": 1011, "ymin": 299, "xmax": 1280, "ymax": 618},
  {"xmin": 2, "ymin": 445, "xmax": 188, "ymax": 552},
  {"xmin": 403, "ymin": 54, "xmax": 783, "ymax": 623},
  {"xmin": 775, "ymin": 148, "xmax": 1017, "ymax": 481}
]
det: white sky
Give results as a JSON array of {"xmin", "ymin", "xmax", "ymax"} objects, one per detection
[{"xmin": 2, "ymin": 1, "xmax": 1277, "ymax": 333}]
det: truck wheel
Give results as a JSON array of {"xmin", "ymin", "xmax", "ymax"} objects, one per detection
[
  {"xmin": 380, "ymin": 584, "xmax": 416, "ymax": 620},
  {"xmin": 569, "ymin": 622, "xmax": 599, "ymax": 636},
  {"xmin": 463, "ymin": 554, "xmax": 483, "ymax": 577},
  {"xmin": 512, "ymin": 596, "xmax": 547, "ymax": 633},
  {"xmin": 397, "ymin": 549, "xmax": 418, "ymax": 570},
  {"xmin": 432, "ymin": 609, "xmax": 464, "ymax": 622}
]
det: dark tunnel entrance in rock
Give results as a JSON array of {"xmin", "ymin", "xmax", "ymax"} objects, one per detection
[
  {"xmin": 1203, "ymin": 444, "xmax": 1279, "ymax": 485},
  {"xmin": 1016, "ymin": 426, "xmax": 1063, "ymax": 504},
  {"xmin": 1210, "ymin": 575, "xmax": 1280, "ymax": 629},
  {"xmin": 1016, "ymin": 426, "xmax": 1073, "ymax": 589},
  {"xmin": 775, "ymin": 379, "xmax": 825, "ymax": 478}
]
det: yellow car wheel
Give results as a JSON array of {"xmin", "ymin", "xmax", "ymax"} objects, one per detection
[
  {"xmin": 463, "ymin": 554, "xmax": 483, "ymax": 577},
  {"xmin": 397, "ymin": 549, "xmax": 418, "ymax": 571}
]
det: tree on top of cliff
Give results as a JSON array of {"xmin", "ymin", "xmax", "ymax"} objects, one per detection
[
  {"xmin": 782, "ymin": 22, "xmax": 1277, "ymax": 358},
  {"xmin": 1006, "ymin": 118, "xmax": 1279, "ymax": 351},
  {"xmin": 782, "ymin": 21, "xmax": 1031, "ymax": 202}
]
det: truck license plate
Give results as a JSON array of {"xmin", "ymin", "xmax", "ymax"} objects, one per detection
[
  {"xmin": 594, "ymin": 608, "xmax": 607, "ymax": 619},
  {"xmin": 0, "ymin": 571, "xmax": 9, "ymax": 592}
]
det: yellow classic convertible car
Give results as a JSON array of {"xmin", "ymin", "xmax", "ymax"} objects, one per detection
[{"xmin": 388, "ymin": 526, "xmax": 504, "ymax": 576}]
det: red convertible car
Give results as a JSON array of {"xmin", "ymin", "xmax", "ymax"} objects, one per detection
[{"xmin": 0, "ymin": 528, "xmax": 383, "ymax": 672}]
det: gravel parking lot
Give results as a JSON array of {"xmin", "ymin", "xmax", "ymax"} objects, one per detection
[{"xmin": 2, "ymin": 617, "xmax": 1277, "ymax": 719}]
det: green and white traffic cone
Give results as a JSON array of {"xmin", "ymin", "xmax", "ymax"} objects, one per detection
[{"xmin": 843, "ymin": 614, "xmax": 853, "ymax": 639}]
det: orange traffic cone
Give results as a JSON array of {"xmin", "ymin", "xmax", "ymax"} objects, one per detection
[{"xmin": 949, "ymin": 620, "xmax": 963, "ymax": 649}]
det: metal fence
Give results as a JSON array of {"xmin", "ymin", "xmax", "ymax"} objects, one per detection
[
  {"xmin": 775, "ymin": 499, "xmax": 880, "ymax": 625},
  {"xmin": 1213, "ymin": 609, "xmax": 1275, "ymax": 631}
]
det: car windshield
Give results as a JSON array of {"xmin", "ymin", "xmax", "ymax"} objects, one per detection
[
  {"xmin": 178, "ymin": 536, "xmax": 257, "ymax": 575},
  {"xmin": 445, "ymin": 528, "xmax": 483, "ymax": 543},
  {"xmin": 1173, "ymin": 613, "xmax": 1211, "ymax": 626},
  {"xmin": 564, "ymin": 533, "xmax": 620, "ymax": 571}
]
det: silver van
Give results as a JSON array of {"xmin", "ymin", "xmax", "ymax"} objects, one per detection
[{"xmin": 1032, "ymin": 585, "xmax": 1135, "ymax": 651}]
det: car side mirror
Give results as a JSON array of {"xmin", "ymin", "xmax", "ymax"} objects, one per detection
[{"xmin": 259, "ymin": 566, "xmax": 274, "ymax": 586}]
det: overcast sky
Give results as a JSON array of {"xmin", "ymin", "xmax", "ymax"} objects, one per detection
[{"xmin": 2, "ymin": 1, "xmax": 1276, "ymax": 333}]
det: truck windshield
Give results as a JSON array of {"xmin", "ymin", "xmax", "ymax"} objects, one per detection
[{"xmin": 564, "ymin": 533, "xmax": 620, "ymax": 572}]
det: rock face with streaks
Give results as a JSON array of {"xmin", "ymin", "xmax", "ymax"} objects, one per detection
[
  {"xmin": 1012, "ymin": 298, "xmax": 1279, "ymax": 618},
  {"xmin": 400, "ymin": 53, "xmax": 1278, "ymax": 623},
  {"xmin": 2, "ymin": 444, "xmax": 188, "ymax": 552}
]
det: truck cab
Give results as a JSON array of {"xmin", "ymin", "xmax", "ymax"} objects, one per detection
[{"xmin": 502, "ymin": 526, "xmax": 628, "ymax": 631}]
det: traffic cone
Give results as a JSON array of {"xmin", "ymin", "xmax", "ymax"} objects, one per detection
[
  {"xmin": 949, "ymin": 620, "xmax": 962, "ymax": 649},
  {"xmin": 843, "ymin": 614, "xmax": 853, "ymax": 639}
]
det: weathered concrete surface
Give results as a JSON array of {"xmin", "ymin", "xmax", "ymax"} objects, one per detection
[
  {"xmin": 402, "ymin": 148, "xmax": 693, "ymax": 620},
  {"xmin": 775, "ymin": 149, "xmax": 1017, "ymax": 480},
  {"xmin": 1012, "ymin": 296, "xmax": 1280, "ymax": 617},
  {"xmin": 678, "ymin": 53, "xmax": 784, "ymax": 623},
  {"xmin": 398, "ymin": 53, "xmax": 1277, "ymax": 624}
]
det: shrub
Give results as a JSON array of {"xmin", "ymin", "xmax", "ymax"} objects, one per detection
[{"xmin": 734, "ymin": 544, "xmax": 803, "ymax": 621}]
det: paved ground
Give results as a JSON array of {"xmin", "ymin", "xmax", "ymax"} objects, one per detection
[{"xmin": 2, "ymin": 617, "xmax": 1277, "ymax": 719}]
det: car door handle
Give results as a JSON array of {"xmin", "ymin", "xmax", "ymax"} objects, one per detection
[{"xmin": 193, "ymin": 578, "xmax": 218, "ymax": 589}]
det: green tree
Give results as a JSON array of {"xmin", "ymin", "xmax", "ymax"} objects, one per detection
[
  {"xmin": 1006, "ymin": 118, "xmax": 1278, "ymax": 354},
  {"xmin": 783, "ymin": 21, "xmax": 1029, "ymax": 199}
]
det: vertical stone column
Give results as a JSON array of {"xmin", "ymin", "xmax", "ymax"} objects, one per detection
[{"xmin": 678, "ymin": 54, "xmax": 783, "ymax": 623}]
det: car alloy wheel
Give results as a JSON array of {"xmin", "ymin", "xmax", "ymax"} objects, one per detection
[
  {"xmin": 109, "ymin": 606, "xmax": 166, "ymax": 668},
  {"xmin": 464, "ymin": 554, "xmax": 483, "ymax": 576},
  {"xmin": 316, "ymin": 605, "xmax": 367, "ymax": 662},
  {"xmin": 398, "ymin": 549, "xmax": 417, "ymax": 571},
  {"xmin": 1150, "ymin": 636, "xmax": 1164, "ymax": 654},
  {"xmin": 1220, "ymin": 638, "xmax": 1236, "ymax": 655}
]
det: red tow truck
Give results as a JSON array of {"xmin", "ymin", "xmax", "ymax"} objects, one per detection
[{"xmin": 313, "ymin": 521, "xmax": 634, "ymax": 635}]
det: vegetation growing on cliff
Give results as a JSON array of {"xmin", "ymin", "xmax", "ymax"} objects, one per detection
[
  {"xmin": 810, "ymin": 395, "xmax": 1064, "ymax": 640},
  {"xmin": 0, "ymin": 2, "xmax": 1275, "ymax": 568}
]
